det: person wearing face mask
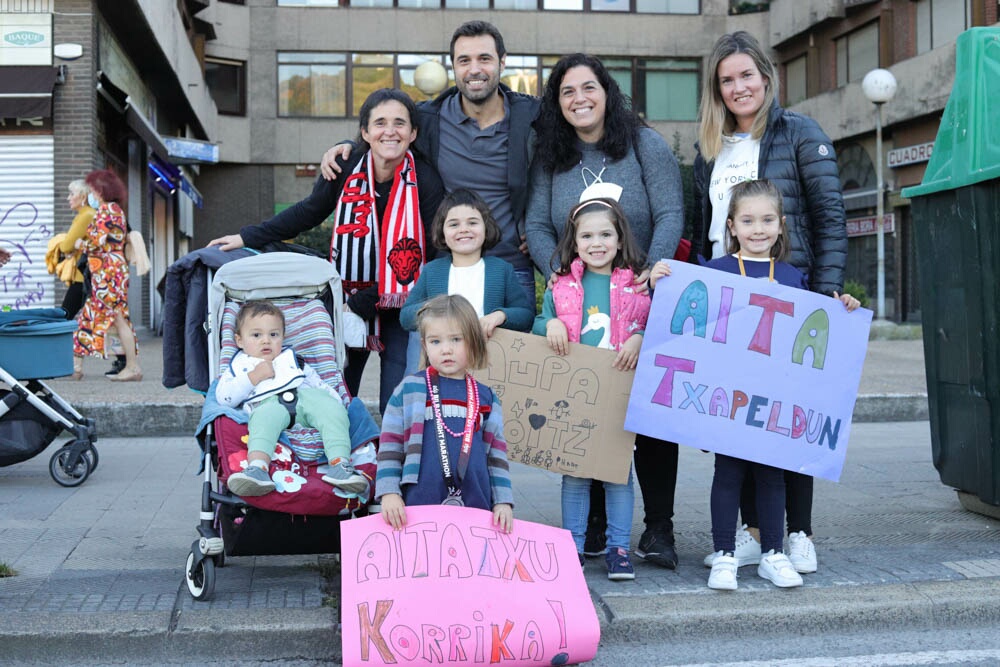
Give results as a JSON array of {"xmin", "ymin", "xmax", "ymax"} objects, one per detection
[
  {"xmin": 692, "ymin": 31, "xmax": 847, "ymax": 577},
  {"xmin": 72, "ymin": 169, "xmax": 142, "ymax": 382},
  {"xmin": 54, "ymin": 180, "xmax": 95, "ymax": 320}
]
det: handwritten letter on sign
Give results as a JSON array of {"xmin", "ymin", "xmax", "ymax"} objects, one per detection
[
  {"xmin": 624, "ymin": 262, "xmax": 871, "ymax": 482},
  {"xmin": 340, "ymin": 506, "xmax": 601, "ymax": 667},
  {"xmin": 474, "ymin": 328, "xmax": 635, "ymax": 484}
]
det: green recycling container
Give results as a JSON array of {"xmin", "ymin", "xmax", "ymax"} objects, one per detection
[{"xmin": 902, "ymin": 27, "xmax": 1000, "ymax": 507}]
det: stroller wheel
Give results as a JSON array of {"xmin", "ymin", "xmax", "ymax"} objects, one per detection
[
  {"xmin": 85, "ymin": 445, "xmax": 99, "ymax": 472},
  {"xmin": 185, "ymin": 551, "xmax": 216, "ymax": 600},
  {"xmin": 49, "ymin": 447, "xmax": 92, "ymax": 487}
]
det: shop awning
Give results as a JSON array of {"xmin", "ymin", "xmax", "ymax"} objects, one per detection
[
  {"xmin": 0, "ymin": 66, "xmax": 59, "ymax": 118},
  {"xmin": 125, "ymin": 96, "xmax": 170, "ymax": 162}
]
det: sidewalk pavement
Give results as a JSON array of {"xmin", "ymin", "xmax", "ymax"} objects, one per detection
[
  {"xmin": 39, "ymin": 329, "xmax": 930, "ymax": 439},
  {"xmin": 6, "ymin": 331, "xmax": 1000, "ymax": 664}
]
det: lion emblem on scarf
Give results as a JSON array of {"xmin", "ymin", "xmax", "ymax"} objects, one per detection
[{"xmin": 387, "ymin": 238, "xmax": 422, "ymax": 285}]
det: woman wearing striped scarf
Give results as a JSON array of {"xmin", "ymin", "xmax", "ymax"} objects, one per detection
[{"xmin": 209, "ymin": 89, "xmax": 445, "ymax": 413}]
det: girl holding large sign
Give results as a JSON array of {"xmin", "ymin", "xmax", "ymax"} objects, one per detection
[
  {"xmin": 377, "ymin": 295, "xmax": 514, "ymax": 534},
  {"xmin": 652, "ymin": 179, "xmax": 859, "ymax": 590},
  {"xmin": 533, "ymin": 198, "xmax": 651, "ymax": 581},
  {"xmin": 691, "ymin": 31, "xmax": 848, "ymax": 574}
]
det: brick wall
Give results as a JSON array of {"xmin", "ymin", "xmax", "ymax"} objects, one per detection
[{"xmin": 52, "ymin": 0, "xmax": 98, "ymax": 232}]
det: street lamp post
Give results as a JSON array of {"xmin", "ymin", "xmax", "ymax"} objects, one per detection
[{"xmin": 862, "ymin": 68, "xmax": 898, "ymax": 321}]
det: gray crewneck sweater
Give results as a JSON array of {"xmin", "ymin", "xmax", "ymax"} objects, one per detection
[{"xmin": 526, "ymin": 126, "xmax": 684, "ymax": 277}]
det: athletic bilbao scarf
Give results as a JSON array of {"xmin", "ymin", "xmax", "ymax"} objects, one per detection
[{"xmin": 332, "ymin": 150, "xmax": 425, "ymax": 351}]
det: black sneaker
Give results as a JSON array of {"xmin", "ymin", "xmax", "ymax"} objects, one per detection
[
  {"xmin": 636, "ymin": 527, "xmax": 678, "ymax": 569},
  {"xmin": 104, "ymin": 355, "xmax": 126, "ymax": 377},
  {"xmin": 582, "ymin": 523, "xmax": 607, "ymax": 557}
]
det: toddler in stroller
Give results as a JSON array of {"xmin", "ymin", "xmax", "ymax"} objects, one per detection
[
  {"xmin": 218, "ymin": 299, "xmax": 366, "ymax": 496},
  {"xmin": 184, "ymin": 253, "xmax": 379, "ymax": 600}
]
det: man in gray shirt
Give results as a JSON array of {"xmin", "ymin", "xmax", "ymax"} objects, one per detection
[{"xmin": 321, "ymin": 20, "xmax": 541, "ymax": 308}]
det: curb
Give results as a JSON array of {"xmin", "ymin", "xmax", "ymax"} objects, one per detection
[
  {"xmin": 851, "ymin": 393, "xmax": 928, "ymax": 423},
  {"xmin": 595, "ymin": 577, "xmax": 1000, "ymax": 642},
  {"xmin": 73, "ymin": 394, "xmax": 927, "ymax": 437},
  {"xmin": 1, "ymin": 608, "xmax": 340, "ymax": 665},
  {"xmin": 6, "ymin": 578, "xmax": 999, "ymax": 664}
]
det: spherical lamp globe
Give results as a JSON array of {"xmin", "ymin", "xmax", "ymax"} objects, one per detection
[
  {"xmin": 414, "ymin": 61, "xmax": 448, "ymax": 96},
  {"xmin": 862, "ymin": 68, "xmax": 898, "ymax": 104}
]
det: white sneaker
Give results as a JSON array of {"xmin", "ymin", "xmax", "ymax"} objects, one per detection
[
  {"xmin": 757, "ymin": 550, "xmax": 803, "ymax": 588},
  {"xmin": 787, "ymin": 531, "xmax": 818, "ymax": 573},
  {"xmin": 707, "ymin": 552, "xmax": 738, "ymax": 590},
  {"xmin": 703, "ymin": 524, "xmax": 762, "ymax": 567}
]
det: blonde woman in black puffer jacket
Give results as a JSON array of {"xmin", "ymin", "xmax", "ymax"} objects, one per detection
[{"xmin": 692, "ymin": 30, "xmax": 848, "ymax": 577}]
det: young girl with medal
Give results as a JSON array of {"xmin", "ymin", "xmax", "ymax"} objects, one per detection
[
  {"xmin": 532, "ymin": 197, "xmax": 651, "ymax": 581},
  {"xmin": 651, "ymin": 179, "xmax": 860, "ymax": 591},
  {"xmin": 376, "ymin": 294, "xmax": 514, "ymax": 532}
]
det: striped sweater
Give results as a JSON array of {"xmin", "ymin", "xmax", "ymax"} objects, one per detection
[{"xmin": 376, "ymin": 372, "xmax": 514, "ymax": 508}]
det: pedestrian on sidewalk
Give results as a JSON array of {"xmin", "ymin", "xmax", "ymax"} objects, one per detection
[
  {"xmin": 72, "ymin": 169, "xmax": 142, "ymax": 383},
  {"xmin": 655, "ymin": 179, "xmax": 860, "ymax": 590},
  {"xmin": 533, "ymin": 197, "xmax": 649, "ymax": 582},
  {"xmin": 691, "ymin": 31, "xmax": 848, "ymax": 574}
]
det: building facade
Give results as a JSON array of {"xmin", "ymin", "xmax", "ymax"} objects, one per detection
[
  {"xmin": 769, "ymin": 0, "xmax": 998, "ymax": 321},
  {"xmin": 6, "ymin": 1, "xmax": 994, "ymax": 324},
  {"xmin": 196, "ymin": 0, "xmax": 996, "ymax": 323},
  {"xmin": 0, "ymin": 0, "xmax": 218, "ymax": 328}
]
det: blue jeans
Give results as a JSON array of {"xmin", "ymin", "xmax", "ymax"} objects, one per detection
[
  {"xmin": 513, "ymin": 267, "xmax": 537, "ymax": 316},
  {"xmin": 404, "ymin": 330, "xmax": 422, "ymax": 377},
  {"xmin": 562, "ymin": 468, "xmax": 634, "ymax": 553}
]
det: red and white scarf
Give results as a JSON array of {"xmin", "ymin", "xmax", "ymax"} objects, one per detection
[{"xmin": 332, "ymin": 150, "xmax": 425, "ymax": 350}]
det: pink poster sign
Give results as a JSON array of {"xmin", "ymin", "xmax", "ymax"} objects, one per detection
[
  {"xmin": 340, "ymin": 506, "xmax": 600, "ymax": 667},
  {"xmin": 624, "ymin": 262, "xmax": 871, "ymax": 482}
]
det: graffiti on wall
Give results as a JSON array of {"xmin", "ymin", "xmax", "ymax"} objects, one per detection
[{"xmin": 0, "ymin": 199, "xmax": 51, "ymax": 309}]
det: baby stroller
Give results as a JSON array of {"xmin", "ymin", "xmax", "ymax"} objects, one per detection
[
  {"xmin": 0, "ymin": 308, "xmax": 99, "ymax": 487},
  {"xmin": 184, "ymin": 253, "xmax": 379, "ymax": 600}
]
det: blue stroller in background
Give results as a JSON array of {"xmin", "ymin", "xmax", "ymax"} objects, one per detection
[{"xmin": 0, "ymin": 308, "xmax": 99, "ymax": 486}]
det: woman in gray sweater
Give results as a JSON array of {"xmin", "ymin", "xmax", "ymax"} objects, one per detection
[{"xmin": 526, "ymin": 52, "xmax": 685, "ymax": 569}]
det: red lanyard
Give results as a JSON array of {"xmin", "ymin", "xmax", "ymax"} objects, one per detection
[{"xmin": 425, "ymin": 368, "xmax": 479, "ymax": 498}]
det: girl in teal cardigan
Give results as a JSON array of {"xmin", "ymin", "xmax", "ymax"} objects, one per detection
[{"xmin": 400, "ymin": 189, "xmax": 534, "ymax": 374}]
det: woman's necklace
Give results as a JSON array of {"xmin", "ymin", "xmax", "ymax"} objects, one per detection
[
  {"xmin": 736, "ymin": 250, "xmax": 775, "ymax": 282},
  {"xmin": 425, "ymin": 367, "xmax": 479, "ymax": 439}
]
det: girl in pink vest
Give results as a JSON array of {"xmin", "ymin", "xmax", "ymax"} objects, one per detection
[{"xmin": 532, "ymin": 197, "xmax": 650, "ymax": 581}]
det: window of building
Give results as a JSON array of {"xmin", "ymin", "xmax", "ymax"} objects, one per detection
[
  {"xmin": 205, "ymin": 57, "xmax": 246, "ymax": 115},
  {"xmin": 836, "ymin": 21, "xmax": 878, "ymax": 87},
  {"xmin": 916, "ymin": 0, "xmax": 972, "ymax": 54},
  {"xmin": 784, "ymin": 54, "xmax": 807, "ymax": 106},
  {"xmin": 278, "ymin": 52, "xmax": 347, "ymax": 117},
  {"xmin": 276, "ymin": 0, "xmax": 699, "ymax": 11},
  {"xmin": 277, "ymin": 51, "xmax": 698, "ymax": 120},
  {"xmin": 279, "ymin": 52, "xmax": 452, "ymax": 117},
  {"xmin": 636, "ymin": 59, "xmax": 699, "ymax": 121}
]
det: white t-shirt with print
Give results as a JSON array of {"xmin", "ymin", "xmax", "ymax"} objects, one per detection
[{"xmin": 708, "ymin": 133, "xmax": 761, "ymax": 259}]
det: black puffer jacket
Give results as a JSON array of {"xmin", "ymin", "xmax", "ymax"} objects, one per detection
[{"xmin": 692, "ymin": 101, "xmax": 847, "ymax": 296}]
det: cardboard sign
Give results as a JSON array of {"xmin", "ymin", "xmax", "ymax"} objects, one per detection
[
  {"xmin": 340, "ymin": 506, "xmax": 601, "ymax": 667},
  {"xmin": 624, "ymin": 262, "xmax": 871, "ymax": 482},
  {"xmin": 473, "ymin": 328, "xmax": 635, "ymax": 484}
]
